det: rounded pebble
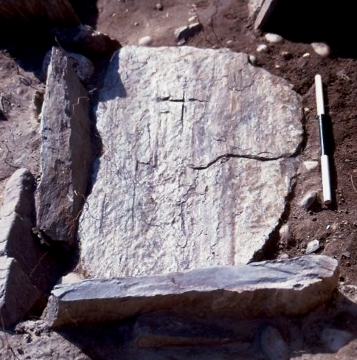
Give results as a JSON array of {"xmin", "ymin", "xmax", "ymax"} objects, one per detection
[
  {"xmin": 302, "ymin": 52, "xmax": 310, "ymax": 58},
  {"xmin": 264, "ymin": 33, "xmax": 283, "ymax": 43},
  {"xmin": 305, "ymin": 239, "xmax": 320, "ymax": 254},
  {"xmin": 281, "ymin": 51, "xmax": 292, "ymax": 60},
  {"xmin": 248, "ymin": 55, "xmax": 257, "ymax": 65},
  {"xmin": 138, "ymin": 36, "xmax": 153, "ymax": 46},
  {"xmin": 155, "ymin": 3, "xmax": 163, "ymax": 10},
  {"xmin": 299, "ymin": 190, "xmax": 317, "ymax": 209},
  {"xmin": 59, "ymin": 272, "xmax": 84, "ymax": 284},
  {"xmin": 256, "ymin": 44, "xmax": 268, "ymax": 52},
  {"xmin": 303, "ymin": 161, "xmax": 319, "ymax": 171},
  {"xmin": 311, "ymin": 42, "xmax": 331, "ymax": 57},
  {"xmin": 279, "ymin": 224, "xmax": 293, "ymax": 246}
]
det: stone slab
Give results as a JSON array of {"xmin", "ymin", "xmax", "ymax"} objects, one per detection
[
  {"xmin": 45, "ymin": 255, "xmax": 339, "ymax": 328},
  {"xmin": 35, "ymin": 47, "xmax": 92, "ymax": 246},
  {"xmin": 79, "ymin": 46, "xmax": 303, "ymax": 278},
  {"xmin": 0, "ymin": 256, "xmax": 41, "ymax": 328},
  {"xmin": 0, "ymin": 169, "xmax": 60, "ymax": 294}
]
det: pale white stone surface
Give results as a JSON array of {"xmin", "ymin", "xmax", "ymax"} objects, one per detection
[{"xmin": 79, "ymin": 46, "xmax": 303, "ymax": 278}]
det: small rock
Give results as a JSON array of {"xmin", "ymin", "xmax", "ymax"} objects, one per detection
[
  {"xmin": 174, "ymin": 22, "xmax": 202, "ymax": 42},
  {"xmin": 32, "ymin": 89, "xmax": 45, "ymax": 120},
  {"xmin": 226, "ymin": 40, "xmax": 233, "ymax": 45},
  {"xmin": 260, "ymin": 325, "xmax": 290, "ymax": 360},
  {"xmin": 299, "ymin": 191, "xmax": 317, "ymax": 209},
  {"xmin": 336, "ymin": 70, "xmax": 350, "ymax": 81},
  {"xmin": 311, "ymin": 42, "xmax": 331, "ymax": 57},
  {"xmin": 279, "ymin": 224, "xmax": 293, "ymax": 247},
  {"xmin": 248, "ymin": 55, "xmax": 257, "ymax": 65},
  {"xmin": 281, "ymin": 51, "xmax": 292, "ymax": 60},
  {"xmin": 321, "ymin": 328, "xmax": 353, "ymax": 352},
  {"xmin": 342, "ymin": 251, "xmax": 351, "ymax": 259},
  {"xmin": 305, "ymin": 239, "xmax": 320, "ymax": 255},
  {"xmin": 60, "ymin": 272, "xmax": 84, "ymax": 284},
  {"xmin": 302, "ymin": 53, "xmax": 310, "ymax": 58},
  {"xmin": 138, "ymin": 36, "xmax": 153, "ymax": 46},
  {"xmin": 256, "ymin": 44, "xmax": 268, "ymax": 52},
  {"xmin": 278, "ymin": 253, "xmax": 289, "ymax": 260},
  {"xmin": 303, "ymin": 161, "xmax": 319, "ymax": 171},
  {"xmin": 155, "ymin": 3, "xmax": 163, "ymax": 11},
  {"xmin": 264, "ymin": 33, "xmax": 283, "ymax": 43},
  {"xmin": 134, "ymin": 22, "xmax": 139, "ymax": 26},
  {"xmin": 304, "ymin": 107, "xmax": 310, "ymax": 113}
]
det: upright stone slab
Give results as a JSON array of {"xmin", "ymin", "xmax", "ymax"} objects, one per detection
[
  {"xmin": 0, "ymin": 256, "xmax": 41, "ymax": 328},
  {"xmin": 45, "ymin": 255, "xmax": 339, "ymax": 328},
  {"xmin": 36, "ymin": 48, "xmax": 92, "ymax": 246},
  {"xmin": 0, "ymin": 169, "xmax": 66, "ymax": 294},
  {"xmin": 79, "ymin": 46, "xmax": 303, "ymax": 278}
]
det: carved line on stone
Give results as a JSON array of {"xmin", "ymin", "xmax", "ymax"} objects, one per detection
[{"xmin": 188, "ymin": 153, "xmax": 285, "ymax": 170}]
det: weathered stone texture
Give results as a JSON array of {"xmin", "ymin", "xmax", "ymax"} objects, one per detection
[
  {"xmin": 0, "ymin": 256, "xmax": 41, "ymax": 328},
  {"xmin": 79, "ymin": 46, "xmax": 303, "ymax": 278},
  {"xmin": 0, "ymin": 169, "xmax": 56, "ymax": 294},
  {"xmin": 35, "ymin": 47, "xmax": 92, "ymax": 245},
  {"xmin": 248, "ymin": 0, "xmax": 266, "ymax": 17},
  {"xmin": 45, "ymin": 255, "xmax": 338, "ymax": 328}
]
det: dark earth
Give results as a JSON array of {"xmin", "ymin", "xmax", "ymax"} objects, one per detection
[{"xmin": 1, "ymin": 0, "xmax": 357, "ymax": 358}]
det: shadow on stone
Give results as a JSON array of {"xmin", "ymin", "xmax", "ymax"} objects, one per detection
[{"xmin": 53, "ymin": 290, "xmax": 357, "ymax": 359}]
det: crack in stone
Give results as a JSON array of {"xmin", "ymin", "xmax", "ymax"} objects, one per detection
[{"xmin": 187, "ymin": 153, "xmax": 286, "ymax": 170}]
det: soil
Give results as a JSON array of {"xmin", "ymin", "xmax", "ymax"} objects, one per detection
[{"xmin": 2, "ymin": 0, "xmax": 357, "ymax": 357}]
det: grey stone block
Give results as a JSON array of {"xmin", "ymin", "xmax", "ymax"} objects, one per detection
[{"xmin": 45, "ymin": 255, "xmax": 339, "ymax": 328}]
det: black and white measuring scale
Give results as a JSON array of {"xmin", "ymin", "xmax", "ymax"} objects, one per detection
[{"xmin": 315, "ymin": 74, "xmax": 332, "ymax": 205}]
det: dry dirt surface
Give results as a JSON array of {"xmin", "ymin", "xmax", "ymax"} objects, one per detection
[{"xmin": 2, "ymin": 0, "xmax": 357, "ymax": 358}]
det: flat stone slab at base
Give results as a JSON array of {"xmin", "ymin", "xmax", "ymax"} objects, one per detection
[
  {"xmin": 79, "ymin": 46, "xmax": 303, "ymax": 278},
  {"xmin": 45, "ymin": 255, "xmax": 338, "ymax": 328}
]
